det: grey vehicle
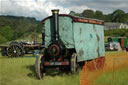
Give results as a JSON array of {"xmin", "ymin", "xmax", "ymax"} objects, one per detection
[{"xmin": 105, "ymin": 42, "xmax": 122, "ymax": 51}]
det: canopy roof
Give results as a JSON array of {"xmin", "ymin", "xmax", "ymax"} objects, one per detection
[{"xmin": 42, "ymin": 14, "xmax": 104, "ymax": 25}]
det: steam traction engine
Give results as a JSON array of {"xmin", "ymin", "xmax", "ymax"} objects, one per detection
[{"xmin": 35, "ymin": 9, "xmax": 105, "ymax": 79}]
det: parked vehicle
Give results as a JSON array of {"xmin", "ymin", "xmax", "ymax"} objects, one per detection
[
  {"xmin": 0, "ymin": 41, "xmax": 41, "ymax": 57},
  {"xmin": 105, "ymin": 42, "xmax": 122, "ymax": 51},
  {"xmin": 35, "ymin": 9, "xmax": 105, "ymax": 79},
  {"xmin": 108, "ymin": 37, "xmax": 128, "ymax": 50}
]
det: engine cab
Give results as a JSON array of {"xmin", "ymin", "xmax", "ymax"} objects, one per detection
[{"xmin": 35, "ymin": 9, "xmax": 105, "ymax": 79}]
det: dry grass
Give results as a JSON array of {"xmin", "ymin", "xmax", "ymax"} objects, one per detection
[{"xmin": 83, "ymin": 51, "xmax": 128, "ymax": 85}]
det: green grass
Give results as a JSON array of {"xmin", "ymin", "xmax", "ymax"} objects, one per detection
[
  {"xmin": 95, "ymin": 68, "xmax": 128, "ymax": 85},
  {"xmin": 0, "ymin": 56, "xmax": 80, "ymax": 85},
  {"xmin": 0, "ymin": 51, "xmax": 128, "ymax": 85}
]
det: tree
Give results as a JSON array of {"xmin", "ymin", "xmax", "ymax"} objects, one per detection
[
  {"xmin": 69, "ymin": 11, "xmax": 80, "ymax": 16},
  {"xmin": 36, "ymin": 22, "xmax": 44, "ymax": 33},
  {"xmin": 0, "ymin": 34, "xmax": 8, "ymax": 44},
  {"xmin": 0, "ymin": 16, "xmax": 39, "ymax": 39},
  {"xmin": 82, "ymin": 9, "xmax": 95, "ymax": 18},
  {"xmin": 111, "ymin": 9, "xmax": 125, "ymax": 22},
  {"xmin": 94, "ymin": 10, "xmax": 104, "ymax": 20},
  {"xmin": 104, "ymin": 29, "xmax": 128, "ymax": 38},
  {"xmin": 69, "ymin": 11, "xmax": 76, "ymax": 16},
  {"xmin": 119, "ymin": 13, "xmax": 128, "ymax": 23},
  {"xmin": 0, "ymin": 26, "xmax": 13, "ymax": 41},
  {"xmin": 104, "ymin": 14, "xmax": 111, "ymax": 22}
]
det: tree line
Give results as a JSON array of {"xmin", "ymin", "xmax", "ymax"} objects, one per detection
[
  {"xmin": 69, "ymin": 9, "xmax": 128, "ymax": 23},
  {"xmin": 70, "ymin": 9, "xmax": 128, "ymax": 39},
  {"xmin": 105, "ymin": 29, "xmax": 128, "ymax": 39},
  {"xmin": 0, "ymin": 16, "xmax": 43, "ymax": 44},
  {"xmin": 0, "ymin": 9, "xmax": 127, "ymax": 44}
]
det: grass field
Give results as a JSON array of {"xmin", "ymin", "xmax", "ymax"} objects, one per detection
[
  {"xmin": 93, "ymin": 51, "xmax": 128, "ymax": 85},
  {"xmin": 0, "ymin": 51, "xmax": 128, "ymax": 85},
  {"xmin": 95, "ymin": 68, "xmax": 128, "ymax": 85},
  {"xmin": 0, "ymin": 55, "xmax": 80, "ymax": 85}
]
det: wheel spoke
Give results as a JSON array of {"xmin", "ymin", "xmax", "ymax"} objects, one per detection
[{"xmin": 7, "ymin": 44, "xmax": 24, "ymax": 58}]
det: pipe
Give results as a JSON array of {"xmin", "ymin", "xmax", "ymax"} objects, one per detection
[{"xmin": 51, "ymin": 9, "xmax": 59, "ymax": 41}]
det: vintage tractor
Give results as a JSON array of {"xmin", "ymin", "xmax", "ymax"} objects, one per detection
[
  {"xmin": 0, "ymin": 41, "xmax": 41, "ymax": 58},
  {"xmin": 108, "ymin": 37, "xmax": 128, "ymax": 51},
  {"xmin": 35, "ymin": 9, "xmax": 105, "ymax": 79}
]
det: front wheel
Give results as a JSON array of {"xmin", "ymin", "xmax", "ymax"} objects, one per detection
[
  {"xmin": 35, "ymin": 55, "xmax": 45, "ymax": 79},
  {"xmin": 70, "ymin": 53, "xmax": 79, "ymax": 74}
]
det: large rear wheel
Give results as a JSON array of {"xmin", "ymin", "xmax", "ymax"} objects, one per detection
[{"xmin": 70, "ymin": 53, "xmax": 79, "ymax": 74}]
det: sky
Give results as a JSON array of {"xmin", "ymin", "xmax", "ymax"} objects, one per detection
[{"xmin": 0, "ymin": 0, "xmax": 128, "ymax": 20}]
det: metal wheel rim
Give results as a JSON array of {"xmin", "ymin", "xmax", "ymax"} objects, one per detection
[
  {"xmin": 35, "ymin": 55, "xmax": 44, "ymax": 79},
  {"xmin": 70, "ymin": 53, "xmax": 79, "ymax": 74},
  {"xmin": 7, "ymin": 45, "xmax": 23, "ymax": 58}
]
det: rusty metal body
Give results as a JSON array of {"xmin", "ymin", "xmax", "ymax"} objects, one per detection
[
  {"xmin": 0, "ymin": 42, "xmax": 41, "ymax": 57},
  {"xmin": 43, "ymin": 13, "xmax": 105, "ymax": 63},
  {"xmin": 34, "ymin": 10, "xmax": 105, "ymax": 79}
]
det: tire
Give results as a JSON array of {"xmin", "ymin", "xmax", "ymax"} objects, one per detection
[
  {"xmin": 10, "ymin": 41, "xmax": 19, "ymax": 46},
  {"xmin": 35, "ymin": 55, "xmax": 44, "ymax": 79},
  {"xmin": 7, "ymin": 43, "xmax": 24, "ymax": 58},
  {"xmin": 70, "ymin": 53, "xmax": 79, "ymax": 74}
]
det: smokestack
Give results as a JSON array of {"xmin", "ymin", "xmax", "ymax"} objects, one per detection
[{"xmin": 51, "ymin": 9, "xmax": 59, "ymax": 41}]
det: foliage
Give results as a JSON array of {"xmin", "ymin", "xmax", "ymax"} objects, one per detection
[
  {"xmin": 0, "ymin": 15, "xmax": 42, "ymax": 40},
  {"xmin": 82, "ymin": 9, "xmax": 95, "ymax": 18},
  {"xmin": 31, "ymin": 32, "xmax": 39, "ymax": 40},
  {"xmin": 111, "ymin": 9, "xmax": 125, "ymax": 22},
  {"xmin": 36, "ymin": 22, "xmax": 44, "ymax": 33},
  {"xmin": 69, "ymin": 11, "xmax": 81, "ymax": 16},
  {"xmin": 94, "ymin": 10, "xmax": 104, "ymax": 20},
  {"xmin": 104, "ymin": 14, "xmax": 111, "ymax": 22},
  {"xmin": 104, "ymin": 29, "xmax": 128, "ymax": 38},
  {"xmin": 119, "ymin": 13, "xmax": 128, "ymax": 23},
  {"xmin": 0, "ymin": 9, "xmax": 127, "ymax": 43},
  {"xmin": 0, "ymin": 26, "xmax": 13, "ymax": 40},
  {"xmin": 69, "ymin": 11, "xmax": 76, "ymax": 16},
  {"xmin": 0, "ymin": 34, "xmax": 8, "ymax": 44},
  {"xmin": 69, "ymin": 9, "xmax": 128, "ymax": 23}
]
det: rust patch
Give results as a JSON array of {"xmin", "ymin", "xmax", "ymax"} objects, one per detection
[
  {"xmin": 97, "ymin": 47, "xmax": 100, "ymax": 57},
  {"xmin": 93, "ymin": 25, "xmax": 100, "ymax": 41},
  {"xmin": 62, "ymin": 27, "xmax": 65, "ymax": 31},
  {"xmin": 79, "ymin": 49, "xmax": 84, "ymax": 57},
  {"xmin": 80, "ymin": 40, "xmax": 83, "ymax": 43},
  {"xmin": 80, "ymin": 28, "xmax": 82, "ymax": 34},
  {"xmin": 96, "ymin": 34, "xmax": 100, "ymax": 41}
]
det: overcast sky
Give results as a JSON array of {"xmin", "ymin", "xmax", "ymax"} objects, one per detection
[{"xmin": 0, "ymin": 0, "xmax": 128, "ymax": 20}]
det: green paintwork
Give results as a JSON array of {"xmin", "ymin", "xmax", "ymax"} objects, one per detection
[
  {"xmin": 73, "ymin": 23, "xmax": 105, "ymax": 62},
  {"xmin": 108, "ymin": 37, "xmax": 127, "ymax": 48},
  {"xmin": 44, "ymin": 16, "xmax": 105, "ymax": 62},
  {"xmin": 108, "ymin": 37, "xmax": 119, "ymax": 42},
  {"xmin": 44, "ymin": 16, "xmax": 74, "ymax": 48},
  {"xmin": 124, "ymin": 38, "xmax": 127, "ymax": 48}
]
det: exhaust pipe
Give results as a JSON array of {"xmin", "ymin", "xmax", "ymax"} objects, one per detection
[
  {"xmin": 48, "ymin": 9, "xmax": 66, "ymax": 57},
  {"xmin": 51, "ymin": 9, "xmax": 59, "ymax": 41}
]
